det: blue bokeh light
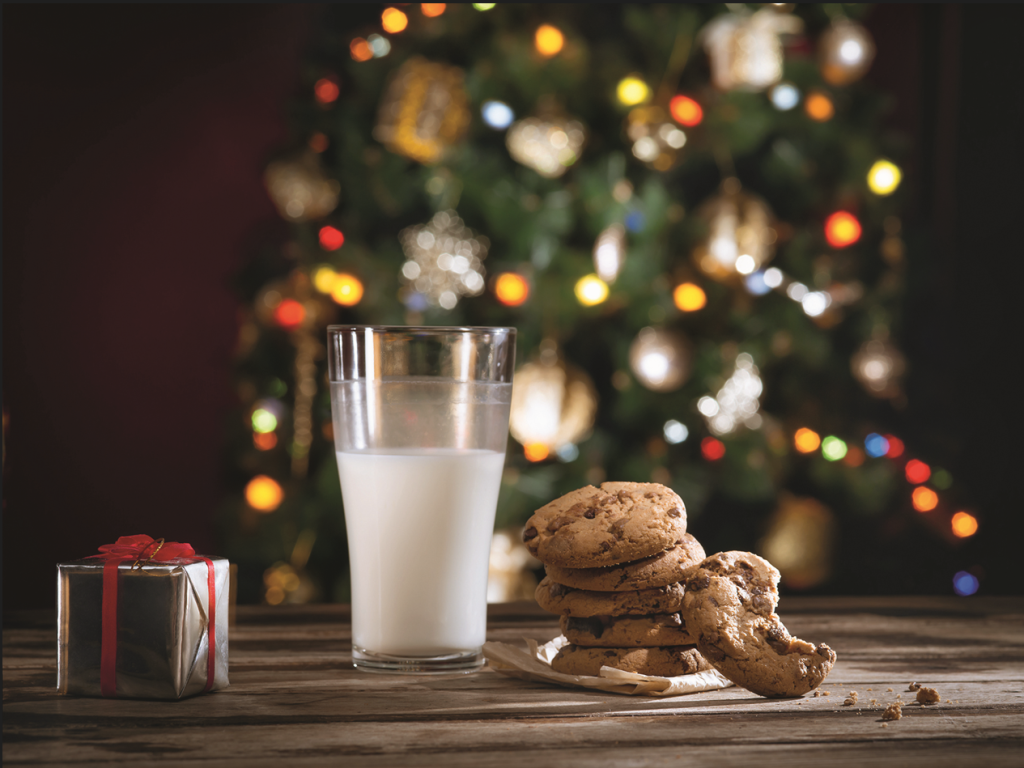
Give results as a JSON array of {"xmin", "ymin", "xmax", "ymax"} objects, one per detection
[
  {"xmin": 481, "ymin": 101, "xmax": 514, "ymax": 129},
  {"xmin": 625, "ymin": 211, "xmax": 646, "ymax": 232},
  {"xmin": 744, "ymin": 271, "xmax": 771, "ymax": 296},
  {"xmin": 770, "ymin": 83, "xmax": 800, "ymax": 111},
  {"xmin": 403, "ymin": 292, "xmax": 430, "ymax": 312},
  {"xmin": 864, "ymin": 432, "xmax": 889, "ymax": 458},
  {"xmin": 953, "ymin": 571, "xmax": 979, "ymax": 597}
]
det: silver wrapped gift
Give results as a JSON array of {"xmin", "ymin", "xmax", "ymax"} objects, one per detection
[{"xmin": 57, "ymin": 549, "xmax": 229, "ymax": 699}]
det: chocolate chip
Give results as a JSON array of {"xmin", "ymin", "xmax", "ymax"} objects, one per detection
[
  {"xmin": 609, "ymin": 518, "xmax": 628, "ymax": 539},
  {"xmin": 751, "ymin": 595, "xmax": 773, "ymax": 616},
  {"xmin": 817, "ymin": 644, "xmax": 833, "ymax": 658},
  {"xmin": 599, "ymin": 540, "xmax": 613, "ymax": 552},
  {"xmin": 667, "ymin": 507, "xmax": 682, "ymax": 518},
  {"xmin": 583, "ymin": 510, "xmax": 596, "ymax": 519},
  {"xmin": 688, "ymin": 574, "xmax": 711, "ymax": 591},
  {"xmin": 567, "ymin": 616, "xmax": 605, "ymax": 638},
  {"xmin": 708, "ymin": 596, "xmax": 720, "ymax": 608},
  {"xmin": 549, "ymin": 582, "xmax": 570, "ymax": 597},
  {"xmin": 644, "ymin": 492, "xmax": 656, "ymax": 499},
  {"xmin": 523, "ymin": 527, "xmax": 538, "ymax": 541},
  {"xmin": 547, "ymin": 516, "xmax": 575, "ymax": 532}
]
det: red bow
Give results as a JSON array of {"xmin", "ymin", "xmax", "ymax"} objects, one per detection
[{"xmin": 92, "ymin": 535, "xmax": 216, "ymax": 698}]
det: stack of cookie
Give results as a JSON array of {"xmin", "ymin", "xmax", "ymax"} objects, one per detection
[{"xmin": 523, "ymin": 482, "xmax": 711, "ymax": 678}]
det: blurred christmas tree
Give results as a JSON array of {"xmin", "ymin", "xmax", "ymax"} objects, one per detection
[{"xmin": 221, "ymin": 3, "xmax": 978, "ymax": 605}]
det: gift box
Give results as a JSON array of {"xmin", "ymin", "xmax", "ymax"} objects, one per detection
[{"xmin": 57, "ymin": 535, "xmax": 229, "ymax": 699}]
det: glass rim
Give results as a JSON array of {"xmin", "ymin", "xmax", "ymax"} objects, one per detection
[{"xmin": 327, "ymin": 325, "xmax": 515, "ymax": 335}]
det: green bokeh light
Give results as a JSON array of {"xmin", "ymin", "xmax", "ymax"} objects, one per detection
[
  {"xmin": 252, "ymin": 409, "xmax": 278, "ymax": 434},
  {"xmin": 931, "ymin": 468, "xmax": 953, "ymax": 489},
  {"xmin": 821, "ymin": 436, "xmax": 847, "ymax": 462}
]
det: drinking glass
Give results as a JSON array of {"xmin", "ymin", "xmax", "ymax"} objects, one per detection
[{"xmin": 327, "ymin": 325, "xmax": 515, "ymax": 673}]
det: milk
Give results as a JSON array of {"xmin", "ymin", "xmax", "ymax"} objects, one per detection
[{"xmin": 337, "ymin": 448, "xmax": 506, "ymax": 657}]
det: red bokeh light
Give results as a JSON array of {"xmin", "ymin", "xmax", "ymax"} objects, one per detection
[
  {"xmin": 669, "ymin": 95, "xmax": 703, "ymax": 127},
  {"xmin": 314, "ymin": 78, "xmax": 340, "ymax": 105},
  {"xmin": 309, "ymin": 132, "xmax": 329, "ymax": 153},
  {"xmin": 905, "ymin": 459, "xmax": 931, "ymax": 485},
  {"xmin": 274, "ymin": 299, "xmax": 306, "ymax": 330},
  {"xmin": 824, "ymin": 211, "xmax": 862, "ymax": 248},
  {"xmin": 885, "ymin": 435, "xmax": 905, "ymax": 458},
  {"xmin": 319, "ymin": 225, "xmax": 345, "ymax": 251},
  {"xmin": 701, "ymin": 437, "xmax": 725, "ymax": 461}
]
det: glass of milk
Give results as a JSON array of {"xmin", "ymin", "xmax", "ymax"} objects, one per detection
[{"xmin": 327, "ymin": 325, "xmax": 515, "ymax": 673}]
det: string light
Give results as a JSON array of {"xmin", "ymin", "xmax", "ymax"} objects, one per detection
[
  {"xmin": 673, "ymin": 283, "xmax": 706, "ymax": 312},
  {"xmin": 843, "ymin": 445, "xmax": 865, "ymax": 466},
  {"xmin": 473, "ymin": 3, "xmax": 495, "ymax": 9},
  {"xmin": 864, "ymin": 433, "xmax": 889, "ymax": 458},
  {"xmin": 769, "ymin": 82, "xmax": 799, "ymax": 110},
  {"xmin": 663, "ymin": 420, "xmax": 688, "ymax": 444},
  {"xmin": 314, "ymin": 78, "xmax": 340, "ymax": 105},
  {"xmin": 273, "ymin": 299, "xmax": 306, "ymax": 330},
  {"xmin": 524, "ymin": 443, "xmax": 549, "ymax": 462},
  {"xmin": 805, "ymin": 91, "xmax": 834, "ymax": 122},
  {"xmin": 494, "ymin": 273, "xmax": 529, "ymax": 306},
  {"xmin": 698, "ymin": 353, "xmax": 761, "ymax": 435},
  {"xmin": 482, "ymin": 101, "xmax": 514, "ymax": 129},
  {"xmin": 308, "ymin": 132, "xmax": 329, "ymax": 153},
  {"xmin": 367, "ymin": 34, "xmax": 391, "ymax": 58},
  {"xmin": 350, "ymin": 38, "xmax": 373, "ymax": 62},
  {"xmin": 905, "ymin": 459, "xmax": 931, "ymax": 484},
  {"xmin": 254, "ymin": 432, "xmax": 278, "ymax": 451},
  {"xmin": 313, "ymin": 266, "xmax": 337, "ymax": 293},
  {"xmin": 932, "ymin": 468, "xmax": 953, "ymax": 490},
  {"xmin": 885, "ymin": 435, "xmax": 905, "ymax": 458},
  {"xmin": 701, "ymin": 437, "xmax": 725, "ymax": 461},
  {"xmin": 318, "ymin": 225, "xmax": 345, "ymax": 251},
  {"xmin": 953, "ymin": 571, "xmax": 979, "ymax": 596},
  {"xmin": 825, "ymin": 211, "xmax": 862, "ymax": 248},
  {"xmin": 421, "ymin": 3, "xmax": 446, "ymax": 16},
  {"xmin": 381, "ymin": 8, "xmax": 408, "ymax": 33},
  {"xmin": 912, "ymin": 486, "xmax": 938, "ymax": 512},
  {"xmin": 330, "ymin": 274, "xmax": 364, "ymax": 306},
  {"xmin": 868, "ymin": 160, "xmax": 902, "ymax": 196},
  {"xmin": 616, "ymin": 77, "xmax": 650, "ymax": 106},
  {"xmin": 246, "ymin": 475, "xmax": 284, "ymax": 512},
  {"xmin": 744, "ymin": 271, "xmax": 771, "ymax": 296},
  {"xmin": 794, "ymin": 428, "xmax": 821, "ymax": 453},
  {"xmin": 575, "ymin": 274, "xmax": 609, "ymax": 306},
  {"xmin": 951, "ymin": 512, "xmax": 978, "ymax": 539},
  {"xmin": 669, "ymin": 95, "xmax": 702, "ymax": 126},
  {"xmin": 821, "ymin": 436, "xmax": 847, "ymax": 461},
  {"xmin": 535, "ymin": 24, "xmax": 564, "ymax": 57},
  {"xmin": 252, "ymin": 408, "xmax": 278, "ymax": 434}
]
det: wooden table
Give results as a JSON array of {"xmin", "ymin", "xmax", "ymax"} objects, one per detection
[{"xmin": 4, "ymin": 597, "xmax": 1023, "ymax": 766}]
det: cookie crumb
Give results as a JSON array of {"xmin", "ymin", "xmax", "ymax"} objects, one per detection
[
  {"xmin": 843, "ymin": 697, "xmax": 856, "ymax": 706},
  {"xmin": 916, "ymin": 687, "xmax": 940, "ymax": 705},
  {"xmin": 881, "ymin": 723, "xmax": 888, "ymax": 728},
  {"xmin": 886, "ymin": 687, "xmax": 893, "ymax": 692},
  {"xmin": 870, "ymin": 699, "xmax": 878, "ymax": 705},
  {"xmin": 866, "ymin": 687, "xmax": 873, "ymax": 691},
  {"xmin": 896, "ymin": 694, "xmax": 902, "ymax": 699},
  {"xmin": 882, "ymin": 702, "xmax": 903, "ymax": 721},
  {"xmin": 813, "ymin": 691, "xmax": 821, "ymax": 697},
  {"xmin": 823, "ymin": 690, "xmax": 830, "ymax": 696},
  {"xmin": 907, "ymin": 682, "xmax": 921, "ymax": 692}
]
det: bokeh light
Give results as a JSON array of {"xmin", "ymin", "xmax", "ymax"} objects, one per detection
[
  {"xmin": 313, "ymin": 265, "xmax": 337, "ymax": 293},
  {"xmin": 951, "ymin": 511, "xmax": 979, "ymax": 539},
  {"xmin": 421, "ymin": 3, "xmax": 446, "ymax": 16},
  {"xmin": 246, "ymin": 475, "xmax": 284, "ymax": 512},
  {"xmin": 367, "ymin": 34, "xmax": 391, "ymax": 58},
  {"xmin": 763, "ymin": 267, "xmax": 783, "ymax": 288},
  {"xmin": 254, "ymin": 432, "xmax": 277, "ymax": 451},
  {"xmin": 864, "ymin": 432, "xmax": 889, "ymax": 458},
  {"xmin": 825, "ymin": 211, "xmax": 862, "ymax": 248},
  {"xmin": 744, "ymin": 271, "xmax": 771, "ymax": 296},
  {"xmin": 308, "ymin": 132, "xmax": 329, "ymax": 153},
  {"xmin": 273, "ymin": 299, "xmax": 306, "ymax": 330},
  {"xmin": 868, "ymin": 160, "xmax": 902, "ymax": 196},
  {"xmin": 843, "ymin": 445, "xmax": 865, "ymax": 467},
  {"xmin": 381, "ymin": 8, "xmax": 409, "ymax": 33},
  {"xmin": 673, "ymin": 282, "xmax": 706, "ymax": 312},
  {"xmin": 617, "ymin": 77, "xmax": 650, "ymax": 106},
  {"xmin": 701, "ymin": 437, "xmax": 725, "ymax": 461},
  {"xmin": 663, "ymin": 420, "xmax": 688, "ymax": 444},
  {"xmin": 821, "ymin": 436, "xmax": 847, "ymax": 461},
  {"xmin": 669, "ymin": 95, "xmax": 703, "ymax": 126},
  {"xmin": 953, "ymin": 571, "xmax": 979, "ymax": 596},
  {"xmin": 575, "ymin": 274, "xmax": 609, "ymax": 306},
  {"xmin": 314, "ymin": 78, "xmax": 340, "ymax": 105},
  {"xmin": 885, "ymin": 435, "xmax": 905, "ymax": 458},
  {"xmin": 794, "ymin": 427, "xmax": 821, "ymax": 453},
  {"xmin": 350, "ymin": 38, "xmax": 373, "ymax": 62},
  {"xmin": 805, "ymin": 91, "xmax": 835, "ymax": 122},
  {"xmin": 932, "ymin": 468, "xmax": 953, "ymax": 489},
  {"xmin": 319, "ymin": 225, "xmax": 345, "ymax": 251},
  {"xmin": 535, "ymin": 24, "xmax": 564, "ymax": 57},
  {"xmin": 473, "ymin": 3, "xmax": 495, "ymax": 9},
  {"xmin": 524, "ymin": 442, "xmax": 549, "ymax": 462},
  {"xmin": 770, "ymin": 82, "xmax": 800, "ymax": 111},
  {"xmin": 481, "ymin": 100, "xmax": 514, "ymax": 129},
  {"xmin": 251, "ymin": 408, "xmax": 278, "ymax": 434},
  {"xmin": 905, "ymin": 459, "xmax": 931, "ymax": 484},
  {"xmin": 912, "ymin": 486, "xmax": 938, "ymax": 512},
  {"xmin": 330, "ymin": 273, "xmax": 364, "ymax": 306},
  {"xmin": 494, "ymin": 273, "xmax": 530, "ymax": 306}
]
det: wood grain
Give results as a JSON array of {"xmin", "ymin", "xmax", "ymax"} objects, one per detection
[{"xmin": 4, "ymin": 597, "xmax": 1023, "ymax": 766}]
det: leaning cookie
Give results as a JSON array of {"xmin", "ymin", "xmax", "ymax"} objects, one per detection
[
  {"xmin": 682, "ymin": 551, "xmax": 836, "ymax": 698},
  {"xmin": 560, "ymin": 612, "xmax": 696, "ymax": 647},
  {"xmin": 545, "ymin": 534, "xmax": 705, "ymax": 592},
  {"xmin": 550, "ymin": 644, "xmax": 711, "ymax": 677},
  {"xmin": 523, "ymin": 482, "xmax": 686, "ymax": 569},
  {"xmin": 535, "ymin": 577, "xmax": 686, "ymax": 618}
]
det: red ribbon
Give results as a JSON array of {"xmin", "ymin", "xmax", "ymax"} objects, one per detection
[{"xmin": 88, "ymin": 535, "xmax": 217, "ymax": 697}]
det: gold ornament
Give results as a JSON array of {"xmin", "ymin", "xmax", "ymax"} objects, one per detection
[
  {"xmin": 506, "ymin": 115, "xmax": 585, "ymax": 178},
  {"xmin": 696, "ymin": 352, "xmax": 763, "ymax": 435},
  {"xmin": 264, "ymin": 153, "xmax": 340, "ymax": 222},
  {"xmin": 700, "ymin": 9, "xmax": 803, "ymax": 92},
  {"xmin": 758, "ymin": 493, "xmax": 836, "ymax": 590},
  {"xmin": 509, "ymin": 348, "xmax": 598, "ymax": 452},
  {"xmin": 819, "ymin": 19, "xmax": 876, "ymax": 86},
  {"xmin": 399, "ymin": 210, "xmax": 488, "ymax": 310},
  {"xmin": 629, "ymin": 327, "xmax": 692, "ymax": 393},
  {"xmin": 692, "ymin": 179, "xmax": 775, "ymax": 282},
  {"xmin": 851, "ymin": 338, "xmax": 905, "ymax": 399},
  {"xmin": 374, "ymin": 57, "xmax": 470, "ymax": 164},
  {"xmin": 593, "ymin": 223, "xmax": 626, "ymax": 283},
  {"xmin": 626, "ymin": 106, "xmax": 687, "ymax": 172}
]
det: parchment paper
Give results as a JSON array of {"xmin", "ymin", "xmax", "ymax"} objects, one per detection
[{"xmin": 483, "ymin": 635, "xmax": 734, "ymax": 697}]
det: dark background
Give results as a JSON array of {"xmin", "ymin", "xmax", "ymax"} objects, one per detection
[{"xmin": 3, "ymin": 5, "xmax": 1020, "ymax": 609}]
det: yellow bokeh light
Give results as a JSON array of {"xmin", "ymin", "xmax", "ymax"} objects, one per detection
[
  {"xmin": 794, "ymin": 427, "xmax": 821, "ymax": 454},
  {"xmin": 616, "ymin": 77, "xmax": 650, "ymax": 107},
  {"xmin": 805, "ymin": 92, "xmax": 835, "ymax": 122},
  {"xmin": 381, "ymin": 8, "xmax": 408, "ymax": 33},
  {"xmin": 574, "ymin": 274, "xmax": 609, "ymax": 306},
  {"xmin": 524, "ymin": 442, "xmax": 550, "ymax": 462},
  {"xmin": 673, "ymin": 282, "xmax": 706, "ymax": 312},
  {"xmin": 951, "ymin": 511, "xmax": 978, "ymax": 538},
  {"xmin": 495, "ymin": 273, "xmax": 529, "ymax": 306},
  {"xmin": 912, "ymin": 486, "xmax": 938, "ymax": 513},
  {"xmin": 868, "ymin": 160, "xmax": 902, "ymax": 196},
  {"xmin": 535, "ymin": 25, "xmax": 564, "ymax": 57},
  {"xmin": 421, "ymin": 3, "xmax": 446, "ymax": 17},
  {"xmin": 331, "ymin": 273, "xmax": 364, "ymax": 306},
  {"xmin": 246, "ymin": 475, "xmax": 283, "ymax": 512},
  {"xmin": 313, "ymin": 265, "xmax": 337, "ymax": 293}
]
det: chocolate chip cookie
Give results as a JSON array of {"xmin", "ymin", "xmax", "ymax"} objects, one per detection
[
  {"xmin": 560, "ymin": 612, "xmax": 696, "ymax": 647},
  {"xmin": 535, "ymin": 576, "xmax": 686, "ymax": 617},
  {"xmin": 550, "ymin": 644, "xmax": 711, "ymax": 677},
  {"xmin": 523, "ymin": 482, "xmax": 686, "ymax": 568},
  {"xmin": 544, "ymin": 534, "xmax": 705, "ymax": 592},
  {"xmin": 682, "ymin": 551, "xmax": 836, "ymax": 698}
]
